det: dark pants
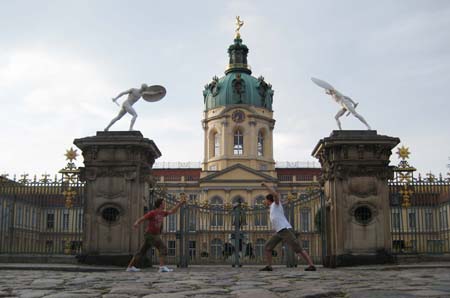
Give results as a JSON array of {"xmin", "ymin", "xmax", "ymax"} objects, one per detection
[
  {"xmin": 133, "ymin": 233, "xmax": 168, "ymax": 263},
  {"xmin": 264, "ymin": 228, "xmax": 303, "ymax": 253}
]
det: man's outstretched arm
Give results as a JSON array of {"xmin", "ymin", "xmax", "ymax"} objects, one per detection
[
  {"xmin": 168, "ymin": 197, "xmax": 187, "ymax": 215},
  {"xmin": 261, "ymin": 182, "xmax": 280, "ymax": 204}
]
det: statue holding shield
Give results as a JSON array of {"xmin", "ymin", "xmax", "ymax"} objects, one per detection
[{"xmin": 104, "ymin": 84, "xmax": 166, "ymax": 131}]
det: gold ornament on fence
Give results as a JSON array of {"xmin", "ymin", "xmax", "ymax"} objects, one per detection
[
  {"xmin": 287, "ymin": 192, "xmax": 295, "ymax": 202},
  {"xmin": 399, "ymin": 185, "xmax": 413, "ymax": 208},
  {"xmin": 200, "ymin": 200, "xmax": 209, "ymax": 208},
  {"xmin": 59, "ymin": 147, "xmax": 80, "ymax": 209}
]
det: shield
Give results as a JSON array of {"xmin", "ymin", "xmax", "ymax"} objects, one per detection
[
  {"xmin": 142, "ymin": 85, "xmax": 166, "ymax": 102},
  {"xmin": 311, "ymin": 77, "xmax": 335, "ymax": 91}
]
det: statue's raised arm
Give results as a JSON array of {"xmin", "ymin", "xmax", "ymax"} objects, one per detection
[{"xmin": 311, "ymin": 77, "xmax": 371, "ymax": 130}]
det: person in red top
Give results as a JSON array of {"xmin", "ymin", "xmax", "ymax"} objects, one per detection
[{"xmin": 126, "ymin": 197, "xmax": 186, "ymax": 272}]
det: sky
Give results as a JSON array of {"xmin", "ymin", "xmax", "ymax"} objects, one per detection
[{"xmin": 1, "ymin": 0, "xmax": 450, "ymax": 178}]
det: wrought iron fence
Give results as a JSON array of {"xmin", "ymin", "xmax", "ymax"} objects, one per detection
[
  {"xmin": 0, "ymin": 175, "xmax": 84, "ymax": 255},
  {"xmin": 1, "ymin": 169, "xmax": 449, "ymax": 265},
  {"xmin": 389, "ymin": 178, "xmax": 450, "ymax": 255}
]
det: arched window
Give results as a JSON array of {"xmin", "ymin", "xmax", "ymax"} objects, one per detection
[
  {"xmin": 210, "ymin": 196, "xmax": 223, "ymax": 227},
  {"xmin": 210, "ymin": 238, "xmax": 223, "ymax": 258},
  {"xmin": 257, "ymin": 130, "xmax": 264, "ymax": 156},
  {"xmin": 254, "ymin": 196, "xmax": 268, "ymax": 226},
  {"xmin": 233, "ymin": 129, "xmax": 244, "ymax": 155},
  {"xmin": 232, "ymin": 196, "xmax": 244, "ymax": 205},
  {"xmin": 214, "ymin": 132, "xmax": 220, "ymax": 157}
]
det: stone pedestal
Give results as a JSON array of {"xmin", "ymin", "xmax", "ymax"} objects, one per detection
[
  {"xmin": 312, "ymin": 130, "xmax": 399, "ymax": 267},
  {"xmin": 74, "ymin": 131, "xmax": 161, "ymax": 265}
]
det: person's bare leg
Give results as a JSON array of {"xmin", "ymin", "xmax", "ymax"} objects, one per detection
[
  {"xmin": 127, "ymin": 256, "xmax": 137, "ymax": 268},
  {"xmin": 297, "ymin": 249, "xmax": 314, "ymax": 267},
  {"xmin": 264, "ymin": 249, "xmax": 273, "ymax": 267}
]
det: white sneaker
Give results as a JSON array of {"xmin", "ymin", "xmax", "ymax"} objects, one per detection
[
  {"xmin": 126, "ymin": 266, "xmax": 141, "ymax": 272},
  {"xmin": 158, "ymin": 266, "xmax": 173, "ymax": 273}
]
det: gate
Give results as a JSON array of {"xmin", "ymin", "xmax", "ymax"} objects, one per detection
[{"xmin": 150, "ymin": 186, "xmax": 325, "ymax": 267}]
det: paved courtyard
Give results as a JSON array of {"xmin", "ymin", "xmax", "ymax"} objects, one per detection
[{"xmin": 1, "ymin": 263, "xmax": 450, "ymax": 298}]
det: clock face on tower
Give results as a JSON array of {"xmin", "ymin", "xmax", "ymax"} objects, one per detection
[{"xmin": 231, "ymin": 110, "xmax": 245, "ymax": 123}]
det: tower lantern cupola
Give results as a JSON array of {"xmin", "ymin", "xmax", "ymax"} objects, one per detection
[{"xmin": 226, "ymin": 16, "xmax": 251, "ymax": 75}]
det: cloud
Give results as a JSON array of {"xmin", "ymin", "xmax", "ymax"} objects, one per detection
[{"xmin": 0, "ymin": 47, "xmax": 118, "ymax": 174}]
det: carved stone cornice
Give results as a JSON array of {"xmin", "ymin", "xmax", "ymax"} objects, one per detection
[{"xmin": 313, "ymin": 130, "xmax": 400, "ymax": 182}]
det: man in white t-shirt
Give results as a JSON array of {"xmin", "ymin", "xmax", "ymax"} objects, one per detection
[{"xmin": 260, "ymin": 182, "xmax": 316, "ymax": 271}]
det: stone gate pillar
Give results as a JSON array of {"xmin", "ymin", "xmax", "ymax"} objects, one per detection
[
  {"xmin": 312, "ymin": 130, "xmax": 399, "ymax": 267},
  {"xmin": 74, "ymin": 131, "xmax": 161, "ymax": 265}
]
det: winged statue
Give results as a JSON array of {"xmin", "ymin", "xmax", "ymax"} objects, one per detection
[{"xmin": 311, "ymin": 77, "xmax": 371, "ymax": 130}]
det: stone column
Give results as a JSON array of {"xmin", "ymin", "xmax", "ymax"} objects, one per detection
[
  {"xmin": 74, "ymin": 131, "xmax": 161, "ymax": 265},
  {"xmin": 312, "ymin": 130, "xmax": 399, "ymax": 267}
]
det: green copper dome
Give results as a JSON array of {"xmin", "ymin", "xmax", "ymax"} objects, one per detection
[{"xmin": 203, "ymin": 37, "xmax": 274, "ymax": 111}]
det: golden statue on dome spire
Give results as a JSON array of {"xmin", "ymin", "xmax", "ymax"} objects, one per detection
[{"xmin": 235, "ymin": 16, "xmax": 244, "ymax": 39}]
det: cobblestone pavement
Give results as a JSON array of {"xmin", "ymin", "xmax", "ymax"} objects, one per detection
[{"xmin": 1, "ymin": 264, "xmax": 450, "ymax": 298}]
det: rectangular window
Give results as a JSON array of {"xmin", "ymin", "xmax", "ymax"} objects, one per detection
[
  {"xmin": 211, "ymin": 211, "xmax": 224, "ymax": 227},
  {"xmin": 46, "ymin": 212, "xmax": 55, "ymax": 229},
  {"xmin": 168, "ymin": 214, "xmax": 176, "ymax": 232},
  {"xmin": 17, "ymin": 207, "xmax": 23, "ymax": 226},
  {"xmin": 440, "ymin": 208, "xmax": 448, "ymax": 230},
  {"xmin": 168, "ymin": 240, "xmax": 176, "ymax": 256},
  {"xmin": 63, "ymin": 211, "xmax": 70, "ymax": 230},
  {"xmin": 392, "ymin": 209, "xmax": 401, "ymax": 231},
  {"xmin": 188, "ymin": 241, "xmax": 196, "ymax": 259},
  {"xmin": 425, "ymin": 209, "xmax": 433, "ymax": 231},
  {"xmin": 300, "ymin": 209, "xmax": 310, "ymax": 232},
  {"xmin": 188, "ymin": 210, "xmax": 196, "ymax": 232},
  {"xmin": 233, "ymin": 131, "xmax": 243, "ymax": 155},
  {"xmin": 254, "ymin": 209, "xmax": 268, "ymax": 226}
]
